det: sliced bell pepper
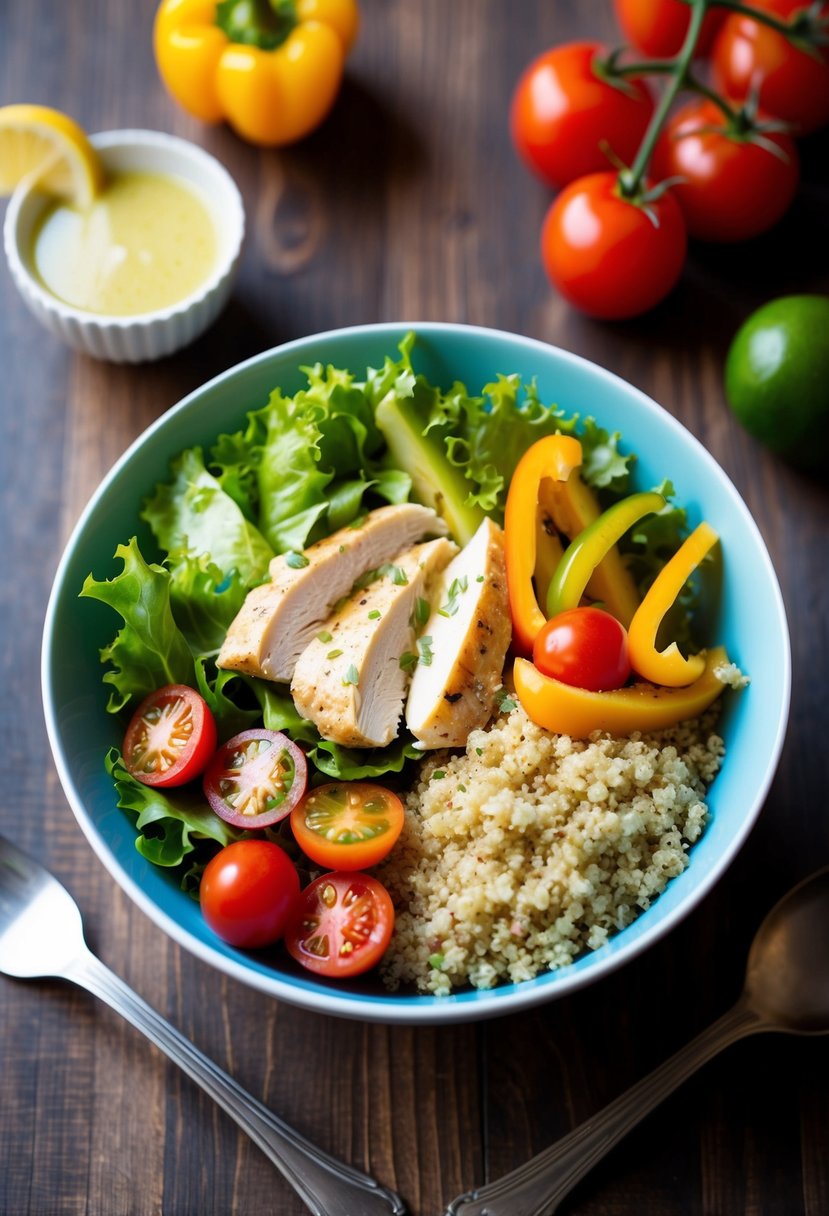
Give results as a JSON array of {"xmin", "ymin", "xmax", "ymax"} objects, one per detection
[
  {"xmin": 154, "ymin": 0, "xmax": 359, "ymax": 146},
  {"xmin": 513, "ymin": 645, "xmax": 730, "ymax": 740},
  {"xmin": 504, "ymin": 435, "xmax": 583, "ymax": 656},
  {"xmin": 533, "ymin": 502, "xmax": 565, "ymax": 613},
  {"xmin": 628, "ymin": 522, "xmax": 719, "ymax": 687},
  {"xmin": 546, "ymin": 490, "xmax": 665, "ymax": 620},
  {"xmin": 539, "ymin": 470, "xmax": 642, "ymax": 628}
]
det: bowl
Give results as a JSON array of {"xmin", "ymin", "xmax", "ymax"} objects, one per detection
[
  {"xmin": 4, "ymin": 129, "xmax": 244, "ymax": 363},
  {"xmin": 41, "ymin": 322, "xmax": 791, "ymax": 1024}
]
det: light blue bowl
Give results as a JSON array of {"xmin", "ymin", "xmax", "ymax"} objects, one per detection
[{"xmin": 41, "ymin": 322, "xmax": 791, "ymax": 1024}]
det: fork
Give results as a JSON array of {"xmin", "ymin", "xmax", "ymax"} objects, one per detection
[{"xmin": 0, "ymin": 834, "xmax": 407, "ymax": 1216}]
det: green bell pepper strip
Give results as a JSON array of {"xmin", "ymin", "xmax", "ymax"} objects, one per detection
[{"xmin": 546, "ymin": 490, "xmax": 665, "ymax": 619}]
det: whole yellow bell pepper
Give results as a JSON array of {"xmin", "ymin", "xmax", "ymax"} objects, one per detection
[
  {"xmin": 513, "ymin": 645, "xmax": 731, "ymax": 740},
  {"xmin": 154, "ymin": 0, "xmax": 359, "ymax": 146},
  {"xmin": 628, "ymin": 522, "xmax": 719, "ymax": 687}
]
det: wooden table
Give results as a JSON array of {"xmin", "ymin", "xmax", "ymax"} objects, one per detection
[{"xmin": 1, "ymin": 2, "xmax": 827, "ymax": 1213}]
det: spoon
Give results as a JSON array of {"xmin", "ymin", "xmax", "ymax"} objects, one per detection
[
  {"xmin": 445, "ymin": 866, "xmax": 829, "ymax": 1216},
  {"xmin": 0, "ymin": 834, "xmax": 407, "ymax": 1216}
]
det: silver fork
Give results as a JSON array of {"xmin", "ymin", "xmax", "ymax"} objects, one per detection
[{"xmin": 0, "ymin": 834, "xmax": 407, "ymax": 1216}]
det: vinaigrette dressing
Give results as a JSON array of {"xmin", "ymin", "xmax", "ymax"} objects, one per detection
[{"xmin": 31, "ymin": 170, "xmax": 218, "ymax": 316}]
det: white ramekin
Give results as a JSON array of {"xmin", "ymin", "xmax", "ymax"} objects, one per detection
[{"xmin": 3, "ymin": 129, "xmax": 245, "ymax": 363}]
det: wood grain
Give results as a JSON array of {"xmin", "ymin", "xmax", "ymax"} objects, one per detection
[{"xmin": 1, "ymin": 1, "xmax": 827, "ymax": 1214}]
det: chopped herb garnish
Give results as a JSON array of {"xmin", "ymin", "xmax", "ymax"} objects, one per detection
[
  {"xmin": 439, "ymin": 575, "xmax": 469, "ymax": 617},
  {"xmin": 417, "ymin": 635, "xmax": 434, "ymax": 666},
  {"xmin": 353, "ymin": 566, "xmax": 379, "ymax": 591},
  {"xmin": 317, "ymin": 630, "xmax": 333, "ymax": 643},
  {"xmin": 327, "ymin": 648, "xmax": 343, "ymax": 659},
  {"xmin": 414, "ymin": 596, "xmax": 431, "ymax": 628},
  {"xmin": 368, "ymin": 609, "xmax": 381, "ymax": 620},
  {"xmin": 476, "ymin": 574, "xmax": 485, "ymax": 583},
  {"xmin": 428, "ymin": 953, "xmax": 444, "ymax": 970},
  {"xmin": 285, "ymin": 550, "xmax": 309, "ymax": 569},
  {"xmin": 399, "ymin": 651, "xmax": 418, "ymax": 673},
  {"xmin": 338, "ymin": 544, "xmax": 346, "ymax": 553},
  {"xmin": 431, "ymin": 770, "xmax": 445, "ymax": 780},
  {"xmin": 496, "ymin": 689, "xmax": 517, "ymax": 713},
  {"xmin": 475, "ymin": 747, "xmax": 483, "ymax": 756},
  {"xmin": 342, "ymin": 664, "xmax": 359, "ymax": 686},
  {"xmin": 379, "ymin": 562, "xmax": 409, "ymax": 586},
  {"xmin": 458, "ymin": 784, "xmax": 467, "ymax": 793}
]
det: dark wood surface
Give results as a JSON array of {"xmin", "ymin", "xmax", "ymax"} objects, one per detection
[{"xmin": 1, "ymin": 2, "xmax": 827, "ymax": 1213}]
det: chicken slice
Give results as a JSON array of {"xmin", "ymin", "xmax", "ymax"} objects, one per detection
[
  {"xmin": 405, "ymin": 518, "xmax": 511, "ymax": 748},
  {"xmin": 291, "ymin": 537, "xmax": 457, "ymax": 748},
  {"xmin": 216, "ymin": 503, "xmax": 447, "ymax": 682}
]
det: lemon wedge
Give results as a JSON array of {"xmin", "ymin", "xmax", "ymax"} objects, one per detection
[{"xmin": 0, "ymin": 104, "xmax": 104, "ymax": 207}]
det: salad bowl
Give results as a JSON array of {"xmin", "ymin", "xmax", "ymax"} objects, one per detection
[{"xmin": 41, "ymin": 322, "xmax": 790, "ymax": 1024}]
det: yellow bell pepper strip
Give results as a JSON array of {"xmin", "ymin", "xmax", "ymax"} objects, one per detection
[
  {"xmin": 504, "ymin": 435, "xmax": 583, "ymax": 656},
  {"xmin": 513, "ymin": 645, "xmax": 730, "ymax": 740},
  {"xmin": 539, "ymin": 470, "xmax": 642, "ymax": 628},
  {"xmin": 153, "ymin": 0, "xmax": 359, "ymax": 146},
  {"xmin": 533, "ymin": 504, "xmax": 565, "ymax": 614},
  {"xmin": 546, "ymin": 490, "xmax": 665, "ymax": 620},
  {"xmin": 628, "ymin": 521, "xmax": 719, "ymax": 687}
]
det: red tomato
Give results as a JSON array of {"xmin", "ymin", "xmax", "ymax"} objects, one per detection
[
  {"xmin": 651, "ymin": 99, "xmax": 799, "ymax": 242},
  {"xmin": 540, "ymin": 171, "xmax": 687, "ymax": 319},
  {"xmin": 285, "ymin": 872, "xmax": 394, "ymax": 978},
  {"xmin": 203, "ymin": 728, "xmax": 308, "ymax": 829},
  {"xmin": 712, "ymin": 0, "xmax": 829, "ymax": 135},
  {"xmin": 533, "ymin": 607, "xmax": 632, "ymax": 692},
  {"xmin": 613, "ymin": 0, "xmax": 725, "ymax": 57},
  {"xmin": 122, "ymin": 684, "xmax": 217, "ymax": 788},
  {"xmin": 290, "ymin": 783, "xmax": 404, "ymax": 871},
  {"xmin": 200, "ymin": 840, "xmax": 300, "ymax": 948},
  {"xmin": 510, "ymin": 41, "xmax": 654, "ymax": 189}
]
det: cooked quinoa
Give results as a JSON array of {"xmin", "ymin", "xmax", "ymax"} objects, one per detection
[{"xmin": 377, "ymin": 704, "xmax": 725, "ymax": 995}]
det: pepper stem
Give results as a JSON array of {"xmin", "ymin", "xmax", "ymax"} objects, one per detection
[{"xmin": 215, "ymin": 0, "xmax": 297, "ymax": 51}]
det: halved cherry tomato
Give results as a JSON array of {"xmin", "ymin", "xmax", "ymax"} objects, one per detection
[
  {"xmin": 541, "ymin": 171, "xmax": 687, "ymax": 320},
  {"xmin": 712, "ymin": 0, "xmax": 829, "ymax": 135},
  {"xmin": 200, "ymin": 840, "xmax": 300, "ymax": 948},
  {"xmin": 533, "ymin": 607, "xmax": 632, "ymax": 692},
  {"xmin": 291, "ymin": 783, "xmax": 405, "ymax": 871},
  {"xmin": 510, "ymin": 41, "xmax": 654, "ymax": 190},
  {"xmin": 651, "ymin": 99, "xmax": 799, "ymax": 243},
  {"xmin": 203, "ymin": 728, "xmax": 307, "ymax": 829},
  {"xmin": 123, "ymin": 684, "xmax": 217, "ymax": 788},
  {"xmin": 285, "ymin": 871, "xmax": 394, "ymax": 978}
]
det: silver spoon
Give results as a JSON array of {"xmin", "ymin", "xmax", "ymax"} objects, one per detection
[
  {"xmin": 446, "ymin": 866, "xmax": 829, "ymax": 1216},
  {"xmin": 0, "ymin": 834, "xmax": 407, "ymax": 1216}
]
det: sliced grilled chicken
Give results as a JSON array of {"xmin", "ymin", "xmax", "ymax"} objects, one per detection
[
  {"xmin": 216, "ymin": 503, "xmax": 447, "ymax": 682},
  {"xmin": 291, "ymin": 537, "xmax": 457, "ymax": 748},
  {"xmin": 405, "ymin": 518, "xmax": 511, "ymax": 748}
]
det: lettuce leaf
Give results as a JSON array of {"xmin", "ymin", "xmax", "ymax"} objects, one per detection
[
  {"xmin": 105, "ymin": 748, "xmax": 243, "ymax": 867},
  {"xmin": 81, "ymin": 539, "xmax": 195, "ymax": 712}
]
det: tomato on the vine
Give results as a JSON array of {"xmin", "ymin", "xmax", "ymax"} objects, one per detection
[
  {"xmin": 613, "ymin": 0, "xmax": 725, "ymax": 57},
  {"xmin": 540, "ymin": 171, "xmax": 687, "ymax": 320},
  {"xmin": 285, "ymin": 872, "xmax": 395, "ymax": 978},
  {"xmin": 203, "ymin": 728, "xmax": 308, "ymax": 829},
  {"xmin": 510, "ymin": 41, "xmax": 654, "ymax": 189},
  {"xmin": 200, "ymin": 840, "xmax": 300, "ymax": 948},
  {"xmin": 290, "ymin": 782, "xmax": 404, "ymax": 871},
  {"xmin": 651, "ymin": 99, "xmax": 799, "ymax": 242},
  {"xmin": 712, "ymin": 0, "xmax": 829, "ymax": 135},
  {"xmin": 533, "ymin": 607, "xmax": 632, "ymax": 692},
  {"xmin": 123, "ymin": 684, "xmax": 217, "ymax": 788}
]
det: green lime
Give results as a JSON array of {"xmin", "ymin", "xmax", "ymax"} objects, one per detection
[{"xmin": 724, "ymin": 294, "xmax": 829, "ymax": 470}]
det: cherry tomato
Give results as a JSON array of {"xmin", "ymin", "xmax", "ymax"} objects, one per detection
[
  {"xmin": 510, "ymin": 42, "xmax": 654, "ymax": 190},
  {"xmin": 651, "ymin": 99, "xmax": 799, "ymax": 242},
  {"xmin": 122, "ymin": 684, "xmax": 217, "ymax": 788},
  {"xmin": 203, "ymin": 728, "xmax": 308, "ymax": 830},
  {"xmin": 712, "ymin": 0, "xmax": 829, "ymax": 135},
  {"xmin": 285, "ymin": 872, "xmax": 394, "ymax": 978},
  {"xmin": 533, "ymin": 607, "xmax": 632, "ymax": 692},
  {"xmin": 200, "ymin": 840, "xmax": 300, "ymax": 948},
  {"xmin": 613, "ymin": 0, "xmax": 725, "ymax": 57},
  {"xmin": 540, "ymin": 171, "xmax": 687, "ymax": 320},
  {"xmin": 290, "ymin": 783, "xmax": 405, "ymax": 871}
]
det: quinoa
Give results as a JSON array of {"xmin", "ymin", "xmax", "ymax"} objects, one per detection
[{"xmin": 377, "ymin": 704, "xmax": 725, "ymax": 995}]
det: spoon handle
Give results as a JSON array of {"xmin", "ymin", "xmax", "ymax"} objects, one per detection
[
  {"xmin": 64, "ymin": 947, "xmax": 407, "ymax": 1216},
  {"xmin": 445, "ymin": 999, "xmax": 766, "ymax": 1216}
]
